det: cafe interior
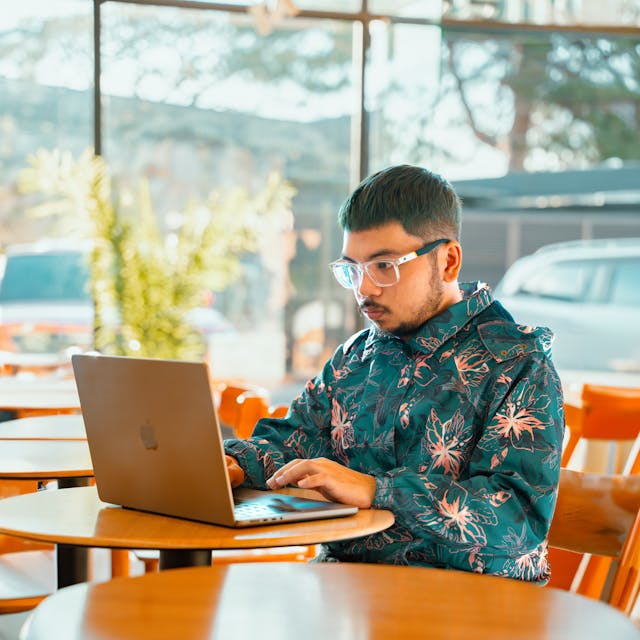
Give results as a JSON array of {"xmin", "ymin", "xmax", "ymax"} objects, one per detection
[{"xmin": 1, "ymin": 0, "xmax": 640, "ymax": 637}]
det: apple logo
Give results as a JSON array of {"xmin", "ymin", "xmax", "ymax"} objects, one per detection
[{"xmin": 139, "ymin": 421, "xmax": 158, "ymax": 450}]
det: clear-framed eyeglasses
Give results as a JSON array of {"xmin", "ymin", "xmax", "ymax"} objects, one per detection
[{"xmin": 329, "ymin": 238, "xmax": 450, "ymax": 289}]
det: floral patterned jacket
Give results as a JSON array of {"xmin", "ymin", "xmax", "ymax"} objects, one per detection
[{"xmin": 224, "ymin": 282, "xmax": 564, "ymax": 582}]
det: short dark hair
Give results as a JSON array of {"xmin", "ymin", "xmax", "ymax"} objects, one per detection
[{"xmin": 338, "ymin": 165, "xmax": 461, "ymax": 241}]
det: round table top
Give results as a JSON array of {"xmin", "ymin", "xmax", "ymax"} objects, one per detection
[
  {"xmin": 0, "ymin": 485, "xmax": 394, "ymax": 550},
  {"xmin": 0, "ymin": 439, "xmax": 92, "ymax": 479},
  {"xmin": 22, "ymin": 562, "xmax": 640, "ymax": 640},
  {"xmin": 0, "ymin": 377, "xmax": 80, "ymax": 411},
  {"xmin": 0, "ymin": 414, "xmax": 86, "ymax": 440}
]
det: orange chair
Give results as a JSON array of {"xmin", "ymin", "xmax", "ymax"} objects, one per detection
[
  {"xmin": 235, "ymin": 394, "xmax": 289, "ymax": 439},
  {"xmin": 562, "ymin": 384, "xmax": 640, "ymax": 472},
  {"xmin": 548, "ymin": 469, "xmax": 640, "ymax": 612},
  {"xmin": 216, "ymin": 382, "xmax": 270, "ymax": 438},
  {"xmin": 549, "ymin": 384, "xmax": 640, "ymax": 593},
  {"xmin": 0, "ymin": 480, "xmax": 56, "ymax": 613}
]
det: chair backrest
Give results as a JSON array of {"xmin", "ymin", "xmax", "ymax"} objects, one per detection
[
  {"xmin": 217, "ymin": 382, "xmax": 269, "ymax": 436},
  {"xmin": 562, "ymin": 384, "xmax": 640, "ymax": 470},
  {"xmin": 580, "ymin": 385, "xmax": 640, "ymax": 440},
  {"xmin": 234, "ymin": 397, "xmax": 289, "ymax": 439}
]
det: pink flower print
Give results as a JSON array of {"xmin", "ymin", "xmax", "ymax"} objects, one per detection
[
  {"xmin": 330, "ymin": 400, "xmax": 355, "ymax": 453},
  {"xmin": 399, "ymin": 402, "xmax": 411, "ymax": 430},
  {"xmin": 488, "ymin": 490, "xmax": 511, "ymax": 508},
  {"xmin": 413, "ymin": 356, "xmax": 435, "ymax": 386},
  {"xmin": 397, "ymin": 364, "xmax": 412, "ymax": 388},
  {"xmin": 433, "ymin": 492, "xmax": 485, "ymax": 545},
  {"xmin": 490, "ymin": 448, "xmax": 508, "ymax": 469},
  {"xmin": 454, "ymin": 348, "xmax": 490, "ymax": 389},
  {"xmin": 493, "ymin": 402, "xmax": 546, "ymax": 445},
  {"xmin": 425, "ymin": 409, "xmax": 470, "ymax": 478}
]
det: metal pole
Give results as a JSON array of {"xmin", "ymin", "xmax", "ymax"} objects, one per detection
[{"xmin": 93, "ymin": 0, "xmax": 102, "ymax": 156}]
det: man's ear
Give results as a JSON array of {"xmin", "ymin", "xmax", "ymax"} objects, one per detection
[{"xmin": 442, "ymin": 242, "xmax": 462, "ymax": 282}]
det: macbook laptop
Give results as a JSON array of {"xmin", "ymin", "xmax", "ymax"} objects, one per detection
[{"xmin": 71, "ymin": 353, "xmax": 358, "ymax": 527}]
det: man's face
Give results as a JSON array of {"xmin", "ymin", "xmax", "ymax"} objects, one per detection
[{"xmin": 340, "ymin": 221, "xmax": 450, "ymax": 338}]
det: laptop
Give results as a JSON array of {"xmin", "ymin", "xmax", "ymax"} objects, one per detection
[{"xmin": 71, "ymin": 353, "xmax": 358, "ymax": 527}]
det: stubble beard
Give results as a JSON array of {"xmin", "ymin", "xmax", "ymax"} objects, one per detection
[{"xmin": 386, "ymin": 273, "xmax": 446, "ymax": 339}]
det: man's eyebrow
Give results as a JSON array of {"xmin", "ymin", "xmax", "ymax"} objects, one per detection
[{"xmin": 341, "ymin": 248, "xmax": 402, "ymax": 262}]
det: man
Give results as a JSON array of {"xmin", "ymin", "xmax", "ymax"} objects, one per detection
[{"xmin": 225, "ymin": 164, "xmax": 564, "ymax": 582}]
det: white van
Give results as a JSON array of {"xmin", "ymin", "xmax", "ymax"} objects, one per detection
[
  {"xmin": 0, "ymin": 240, "xmax": 95, "ymax": 356},
  {"xmin": 0, "ymin": 240, "xmax": 233, "ymax": 361},
  {"xmin": 493, "ymin": 238, "xmax": 640, "ymax": 373}
]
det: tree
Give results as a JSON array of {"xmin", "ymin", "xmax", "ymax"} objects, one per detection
[{"xmin": 427, "ymin": 31, "xmax": 640, "ymax": 171}]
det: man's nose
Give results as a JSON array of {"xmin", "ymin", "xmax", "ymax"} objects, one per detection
[{"xmin": 356, "ymin": 270, "xmax": 382, "ymax": 298}]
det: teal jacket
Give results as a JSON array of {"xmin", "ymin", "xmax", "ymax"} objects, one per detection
[{"xmin": 224, "ymin": 283, "xmax": 564, "ymax": 582}]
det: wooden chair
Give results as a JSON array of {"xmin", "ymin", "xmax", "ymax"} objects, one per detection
[
  {"xmin": 549, "ymin": 384, "xmax": 640, "ymax": 593},
  {"xmin": 610, "ymin": 506, "xmax": 640, "ymax": 615},
  {"xmin": 548, "ymin": 468, "xmax": 640, "ymax": 614}
]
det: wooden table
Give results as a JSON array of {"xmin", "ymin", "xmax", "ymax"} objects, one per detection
[
  {"xmin": 0, "ymin": 485, "xmax": 393, "ymax": 581},
  {"xmin": 0, "ymin": 439, "xmax": 94, "ymax": 587},
  {"xmin": 22, "ymin": 562, "xmax": 640, "ymax": 640},
  {"xmin": 0, "ymin": 439, "xmax": 92, "ymax": 482},
  {"xmin": 0, "ymin": 377, "xmax": 80, "ymax": 418},
  {"xmin": 0, "ymin": 414, "xmax": 86, "ymax": 440}
]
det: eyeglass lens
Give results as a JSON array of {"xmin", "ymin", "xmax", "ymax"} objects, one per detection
[{"xmin": 332, "ymin": 261, "xmax": 398, "ymax": 288}]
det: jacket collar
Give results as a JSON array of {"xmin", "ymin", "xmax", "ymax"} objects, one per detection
[{"xmin": 363, "ymin": 281, "xmax": 493, "ymax": 357}]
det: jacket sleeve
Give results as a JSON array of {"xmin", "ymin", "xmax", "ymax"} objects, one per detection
[
  {"xmin": 223, "ymin": 359, "xmax": 338, "ymax": 488},
  {"xmin": 371, "ymin": 352, "xmax": 564, "ymax": 579}
]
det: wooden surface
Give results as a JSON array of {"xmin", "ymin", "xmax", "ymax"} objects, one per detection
[
  {"xmin": 0, "ymin": 440, "xmax": 92, "ymax": 479},
  {"xmin": 22, "ymin": 562, "xmax": 640, "ymax": 640},
  {"xmin": 0, "ymin": 485, "xmax": 393, "ymax": 550},
  {"xmin": 549, "ymin": 469, "xmax": 640, "ymax": 557},
  {"xmin": 0, "ymin": 414, "xmax": 86, "ymax": 440}
]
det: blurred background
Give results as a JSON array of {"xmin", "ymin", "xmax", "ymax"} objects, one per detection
[{"xmin": 1, "ymin": 0, "xmax": 640, "ymax": 403}]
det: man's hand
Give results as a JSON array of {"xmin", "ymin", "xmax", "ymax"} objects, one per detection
[
  {"xmin": 225, "ymin": 455, "xmax": 245, "ymax": 488},
  {"xmin": 266, "ymin": 457, "xmax": 376, "ymax": 508}
]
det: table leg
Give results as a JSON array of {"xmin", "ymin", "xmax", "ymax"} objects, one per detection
[
  {"xmin": 159, "ymin": 549, "xmax": 212, "ymax": 570},
  {"xmin": 58, "ymin": 477, "xmax": 91, "ymax": 489},
  {"xmin": 57, "ymin": 544, "xmax": 89, "ymax": 588},
  {"xmin": 56, "ymin": 477, "xmax": 92, "ymax": 587}
]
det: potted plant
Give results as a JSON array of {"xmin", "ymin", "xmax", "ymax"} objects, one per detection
[{"xmin": 18, "ymin": 148, "xmax": 294, "ymax": 361}]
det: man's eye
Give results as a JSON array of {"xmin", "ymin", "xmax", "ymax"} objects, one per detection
[{"xmin": 375, "ymin": 261, "xmax": 394, "ymax": 271}]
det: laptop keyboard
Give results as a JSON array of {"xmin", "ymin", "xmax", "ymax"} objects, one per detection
[{"xmin": 234, "ymin": 502, "xmax": 281, "ymax": 519}]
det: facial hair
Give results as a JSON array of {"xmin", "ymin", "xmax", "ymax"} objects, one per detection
[{"xmin": 364, "ymin": 267, "xmax": 446, "ymax": 339}]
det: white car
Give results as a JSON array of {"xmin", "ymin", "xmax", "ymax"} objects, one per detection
[
  {"xmin": 0, "ymin": 240, "xmax": 233, "ymax": 360},
  {"xmin": 493, "ymin": 238, "xmax": 640, "ymax": 373}
]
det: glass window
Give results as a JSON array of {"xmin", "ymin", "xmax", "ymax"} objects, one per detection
[
  {"xmin": 442, "ymin": 0, "xmax": 640, "ymax": 26},
  {"xmin": 609, "ymin": 260, "xmax": 640, "ymax": 307},
  {"xmin": 369, "ymin": 1, "xmax": 441, "ymax": 18},
  {"xmin": 368, "ymin": 26, "xmax": 640, "ymax": 179},
  {"xmin": 517, "ymin": 260, "xmax": 592, "ymax": 301},
  {"xmin": 100, "ymin": 3, "xmax": 355, "ymax": 388},
  {"xmin": 0, "ymin": 1, "xmax": 93, "ymax": 244}
]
